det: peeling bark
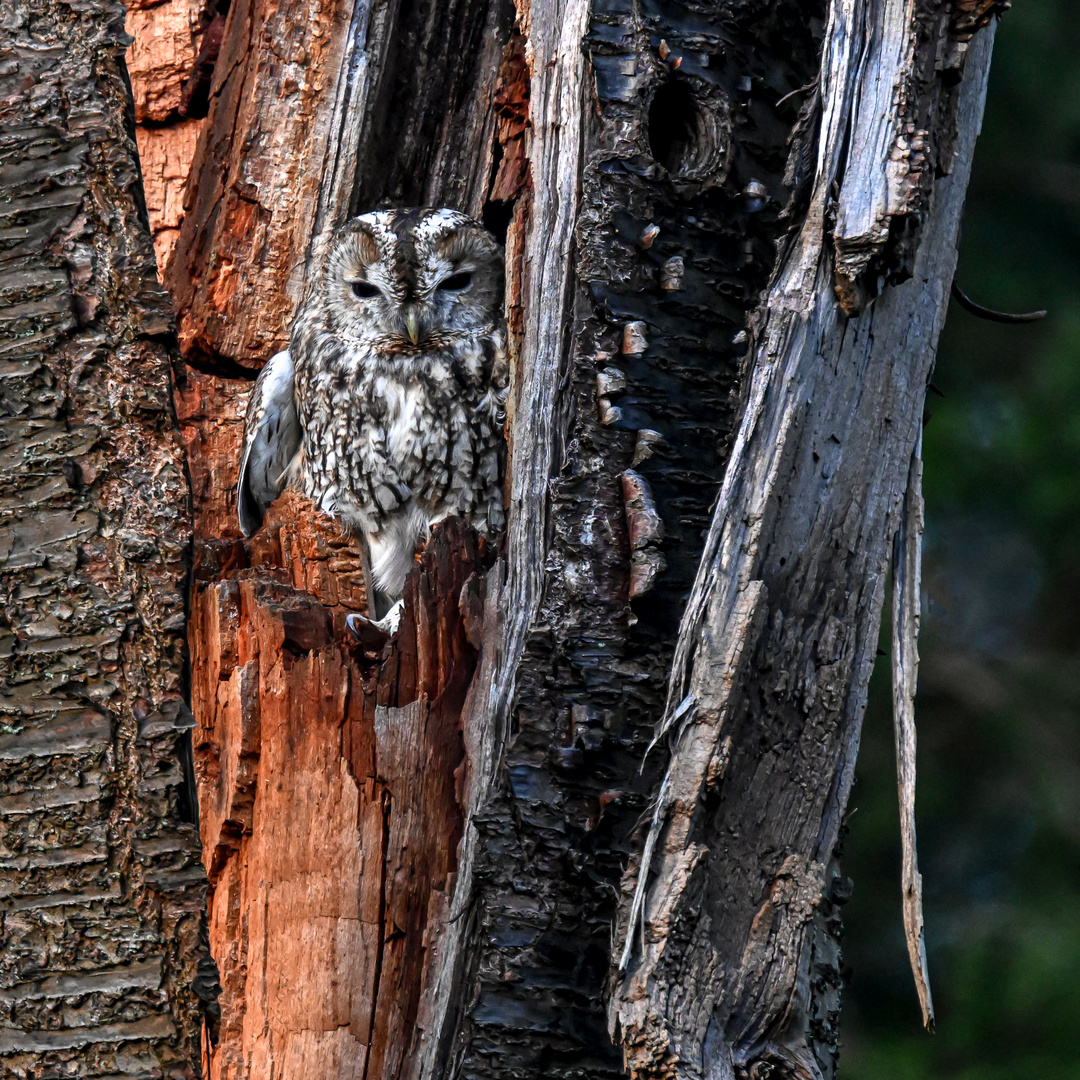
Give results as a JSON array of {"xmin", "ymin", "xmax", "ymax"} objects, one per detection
[{"xmin": 891, "ymin": 434, "xmax": 933, "ymax": 1030}]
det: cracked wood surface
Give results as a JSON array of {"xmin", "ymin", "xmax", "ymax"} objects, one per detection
[
  {"xmin": 611, "ymin": 21, "xmax": 996, "ymax": 1080},
  {"xmin": 166, "ymin": 0, "xmax": 360, "ymax": 369},
  {"xmin": 187, "ymin": 511, "xmax": 478, "ymax": 1080},
  {"xmin": 123, "ymin": 0, "xmax": 210, "ymax": 275},
  {"xmin": 0, "ymin": 2, "xmax": 211, "ymax": 1076}
]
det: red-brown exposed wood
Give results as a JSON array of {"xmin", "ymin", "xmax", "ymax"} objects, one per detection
[
  {"xmin": 165, "ymin": 0, "xmax": 358, "ymax": 369},
  {"xmin": 193, "ymin": 577, "xmax": 376, "ymax": 1078},
  {"xmin": 489, "ymin": 33, "xmax": 530, "ymax": 206},
  {"xmin": 188, "ymin": 521, "xmax": 479, "ymax": 1079},
  {"xmin": 124, "ymin": 0, "xmax": 208, "ymax": 273},
  {"xmin": 174, "ymin": 355, "xmax": 481, "ymax": 1076}
]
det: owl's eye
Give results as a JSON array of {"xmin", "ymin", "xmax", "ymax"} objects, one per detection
[
  {"xmin": 437, "ymin": 272, "xmax": 473, "ymax": 293},
  {"xmin": 351, "ymin": 281, "xmax": 380, "ymax": 299}
]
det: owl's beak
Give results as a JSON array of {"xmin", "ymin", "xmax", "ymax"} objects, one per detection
[{"xmin": 404, "ymin": 309, "xmax": 421, "ymax": 345}]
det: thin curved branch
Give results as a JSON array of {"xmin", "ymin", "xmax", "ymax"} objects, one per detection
[{"xmin": 951, "ymin": 280, "xmax": 1047, "ymax": 323}]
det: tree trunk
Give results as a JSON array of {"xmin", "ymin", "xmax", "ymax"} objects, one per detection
[
  {"xmin": 0, "ymin": 2, "xmax": 211, "ymax": 1076},
  {"xmin": 2, "ymin": 0, "xmax": 1003, "ymax": 1077}
]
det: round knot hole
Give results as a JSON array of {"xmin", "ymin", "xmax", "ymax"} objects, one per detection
[{"xmin": 647, "ymin": 80, "xmax": 727, "ymax": 183}]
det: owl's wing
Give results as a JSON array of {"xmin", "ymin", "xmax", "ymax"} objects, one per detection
[{"xmin": 237, "ymin": 349, "xmax": 301, "ymax": 537}]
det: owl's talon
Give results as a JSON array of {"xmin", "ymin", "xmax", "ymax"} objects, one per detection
[
  {"xmin": 345, "ymin": 600, "xmax": 404, "ymax": 644},
  {"xmin": 345, "ymin": 612, "xmax": 384, "ymax": 646}
]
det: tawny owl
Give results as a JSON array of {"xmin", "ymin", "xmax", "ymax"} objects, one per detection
[{"xmin": 237, "ymin": 208, "xmax": 508, "ymax": 630}]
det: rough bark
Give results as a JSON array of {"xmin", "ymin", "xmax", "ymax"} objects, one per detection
[
  {"xmin": 102, "ymin": 0, "xmax": 1001, "ymax": 1078},
  {"xmin": 0, "ymin": 2, "xmax": 210, "ymax": 1076}
]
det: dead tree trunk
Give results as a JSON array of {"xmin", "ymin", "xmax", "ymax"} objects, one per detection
[{"xmin": 2, "ymin": 0, "xmax": 1003, "ymax": 1076}]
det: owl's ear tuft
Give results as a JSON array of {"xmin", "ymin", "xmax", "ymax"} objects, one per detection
[
  {"xmin": 338, "ymin": 220, "xmax": 380, "ymax": 267},
  {"xmin": 436, "ymin": 225, "xmax": 500, "ymax": 266}
]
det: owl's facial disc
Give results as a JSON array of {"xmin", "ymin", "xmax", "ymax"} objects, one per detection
[{"xmin": 323, "ymin": 209, "xmax": 503, "ymax": 356}]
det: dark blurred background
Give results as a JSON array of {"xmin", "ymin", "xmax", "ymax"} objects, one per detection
[{"xmin": 840, "ymin": 3, "xmax": 1080, "ymax": 1077}]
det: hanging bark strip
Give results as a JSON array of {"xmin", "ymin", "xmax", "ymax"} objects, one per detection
[
  {"xmin": 612, "ymin": 20, "xmax": 997, "ymax": 1080},
  {"xmin": 0, "ymin": 1, "xmax": 210, "ymax": 1075},
  {"xmin": 892, "ymin": 435, "xmax": 934, "ymax": 1030}
]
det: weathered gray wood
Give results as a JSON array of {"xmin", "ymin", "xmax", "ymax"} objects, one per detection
[
  {"xmin": 892, "ymin": 434, "xmax": 933, "ymax": 1029},
  {"xmin": 0, "ymin": 1, "xmax": 211, "ymax": 1075},
  {"xmin": 611, "ymin": 21, "xmax": 996, "ymax": 1080}
]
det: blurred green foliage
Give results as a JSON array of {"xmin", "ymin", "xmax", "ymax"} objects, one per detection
[{"xmin": 840, "ymin": 4, "xmax": 1080, "ymax": 1077}]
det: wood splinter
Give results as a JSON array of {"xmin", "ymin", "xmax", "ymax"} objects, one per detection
[{"xmin": 891, "ymin": 431, "xmax": 935, "ymax": 1030}]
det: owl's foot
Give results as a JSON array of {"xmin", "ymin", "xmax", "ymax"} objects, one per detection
[{"xmin": 345, "ymin": 599, "xmax": 404, "ymax": 644}]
